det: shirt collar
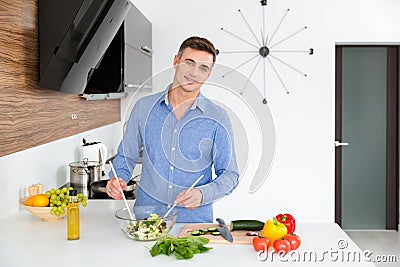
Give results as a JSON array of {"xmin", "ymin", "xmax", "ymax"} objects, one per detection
[{"xmin": 161, "ymin": 84, "xmax": 205, "ymax": 113}]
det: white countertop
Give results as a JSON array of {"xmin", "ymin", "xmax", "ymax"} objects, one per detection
[{"xmin": 0, "ymin": 200, "xmax": 375, "ymax": 267}]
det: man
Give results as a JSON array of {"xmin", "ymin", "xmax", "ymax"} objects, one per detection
[{"xmin": 107, "ymin": 36, "xmax": 239, "ymax": 223}]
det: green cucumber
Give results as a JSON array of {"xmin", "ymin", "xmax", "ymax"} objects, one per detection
[
  {"xmin": 191, "ymin": 230, "xmax": 202, "ymax": 236},
  {"xmin": 211, "ymin": 231, "xmax": 221, "ymax": 236},
  {"xmin": 191, "ymin": 229, "xmax": 207, "ymax": 236},
  {"xmin": 198, "ymin": 229, "xmax": 206, "ymax": 235},
  {"xmin": 230, "ymin": 220, "xmax": 265, "ymax": 231}
]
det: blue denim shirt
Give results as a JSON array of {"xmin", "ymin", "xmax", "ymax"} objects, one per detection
[{"xmin": 110, "ymin": 86, "xmax": 239, "ymax": 223}]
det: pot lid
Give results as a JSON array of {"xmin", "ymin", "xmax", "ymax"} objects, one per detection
[{"xmin": 69, "ymin": 158, "xmax": 101, "ymax": 167}]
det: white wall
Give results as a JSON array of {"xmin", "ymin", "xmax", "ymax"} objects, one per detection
[
  {"xmin": 130, "ymin": 0, "xmax": 400, "ymax": 223},
  {"xmin": 2, "ymin": 0, "xmax": 399, "ymax": 223}
]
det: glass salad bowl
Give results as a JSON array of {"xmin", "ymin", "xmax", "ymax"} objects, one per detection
[{"xmin": 115, "ymin": 206, "xmax": 178, "ymax": 241}]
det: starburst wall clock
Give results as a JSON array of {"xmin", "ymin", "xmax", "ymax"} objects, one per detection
[{"xmin": 219, "ymin": 0, "xmax": 313, "ymax": 104}]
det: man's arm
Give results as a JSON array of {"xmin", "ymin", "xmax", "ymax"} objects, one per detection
[
  {"xmin": 198, "ymin": 110, "xmax": 239, "ymax": 204},
  {"xmin": 109, "ymin": 100, "xmax": 143, "ymax": 182}
]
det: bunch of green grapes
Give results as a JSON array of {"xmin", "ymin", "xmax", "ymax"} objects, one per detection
[
  {"xmin": 77, "ymin": 192, "xmax": 88, "ymax": 207},
  {"xmin": 45, "ymin": 187, "xmax": 88, "ymax": 217}
]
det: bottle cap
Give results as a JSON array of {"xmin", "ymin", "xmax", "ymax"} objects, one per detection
[{"xmin": 69, "ymin": 189, "xmax": 78, "ymax": 196}]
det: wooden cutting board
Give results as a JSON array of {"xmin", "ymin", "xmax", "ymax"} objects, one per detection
[{"xmin": 178, "ymin": 223, "xmax": 259, "ymax": 244}]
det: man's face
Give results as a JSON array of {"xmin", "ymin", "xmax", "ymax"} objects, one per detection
[{"xmin": 172, "ymin": 47, "xmax": 214, "ymax": 92}]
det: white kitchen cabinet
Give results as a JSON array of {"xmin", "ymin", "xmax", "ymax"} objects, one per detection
[
  {"xmin": 124, "ymin": 4, "xmax": 152, "ymax": 91},
  {"xmin": 124, "ymin": 43, "xmax": 152, "ymax": 90}
]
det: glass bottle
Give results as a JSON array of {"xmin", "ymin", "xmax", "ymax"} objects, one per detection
[{"xmin": 67, "ymin": 189, "xmax": 80, "ymax": 240}]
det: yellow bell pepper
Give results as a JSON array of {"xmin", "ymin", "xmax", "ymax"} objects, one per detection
[{"xmin": 261, "ymin": 217, "xmax": 288, "ymax": 246}]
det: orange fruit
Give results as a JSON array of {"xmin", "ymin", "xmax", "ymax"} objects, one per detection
[
  {"xmin": 26, "ymin": 194, "xmax": 49, "ymax": 207},
  {"xmin": 26, "ymin": 197, "xmax": 34, "ymax": 206}
]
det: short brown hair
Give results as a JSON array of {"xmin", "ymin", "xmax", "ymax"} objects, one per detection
[{"xmin": 177, "ymin": 36, "xmax": 217, "ymax": 63}]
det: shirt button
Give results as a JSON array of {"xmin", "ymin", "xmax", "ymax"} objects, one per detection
[
  {"xmin": 170, "ymin": 166, "xmax": 174, "ymax": 170},
  {"xmin": 168, "ymin": 185, "xmax": 173, "ymax": 189},
  {"xmin": 167, "ymin": 204, "xmax": 172, "ymax": 208},
  {"xmin": 174, "ymin": 129, "xmax": 178, "ymax": 133},
  {"xmin": 171, "ymin": 147, "xmax": 175, "ymax": 151}
]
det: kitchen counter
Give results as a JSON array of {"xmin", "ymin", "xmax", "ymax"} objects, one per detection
[{"xmin": 0, "ymin": 200, "xmax": 375, "ymax": 267}]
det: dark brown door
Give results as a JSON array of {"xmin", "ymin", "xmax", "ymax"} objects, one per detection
[{"xmin": 335, "ymin": 45, "xmax": 399, "ymax": 230}]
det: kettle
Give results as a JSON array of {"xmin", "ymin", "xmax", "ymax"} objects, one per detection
[{"xmin": 81, "ymin": 139, "xmax": 108, "ymax": 176}]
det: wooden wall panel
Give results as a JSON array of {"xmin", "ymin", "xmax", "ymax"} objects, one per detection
[
  {"xmin": 78, "ymin": 99, "xmax": 121, "ymax": 130},
  {"xmin": 0, "ymin": 0, "xmax": 121, "ymax": 157}
]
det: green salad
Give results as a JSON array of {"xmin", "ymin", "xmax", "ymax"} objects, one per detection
[{"xmin": 126, "ymin": 214, "xmax": 168, "ymax": 240}]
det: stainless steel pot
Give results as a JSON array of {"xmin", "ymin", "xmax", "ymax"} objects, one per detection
[{"xmin": 69, "ymin": 158, "xmax": 101, "ymax": 186}]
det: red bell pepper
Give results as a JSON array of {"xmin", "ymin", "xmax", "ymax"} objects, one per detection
[{"xmin": 276, "ymin": 213, "xmax": 296, "ymax": 234}]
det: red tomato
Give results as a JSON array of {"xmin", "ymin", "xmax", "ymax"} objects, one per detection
[
  {"xmin": 284, "ymin": 234, "xmax": 301, "ymax": 250},
  {"xmin": 252, "ymin": 236, "xmax": 270, "ymax": 252},
  {"xmin": 273, "ymin": 239, "xmax": 291, "ymax": 254}
]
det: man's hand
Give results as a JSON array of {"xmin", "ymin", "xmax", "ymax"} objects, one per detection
[
  {"xmin": 174, "ymin": 188, "xmax": 203, "ymax": 210},
  {"xmin": 106, "ymin": 178, "xmax": 127, "ymax": 200}
]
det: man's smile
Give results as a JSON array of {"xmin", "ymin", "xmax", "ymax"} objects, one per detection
[{"xmin": 184, "ymin": 76, "xmax": 198, "ymax": 84}]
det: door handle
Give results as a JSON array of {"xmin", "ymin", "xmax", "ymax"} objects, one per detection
[
  {"xmin": 140, "ymin": 45, "xmax": 153, "ymax": 54},
  {"xmin": 335, "ymin": 140, "xmax": 349, "ymax": 147}
]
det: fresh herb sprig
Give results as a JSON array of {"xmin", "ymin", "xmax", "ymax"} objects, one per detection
[{"xmin": 150, "ymin": 235, "xmax": 212, "ymax": 260}]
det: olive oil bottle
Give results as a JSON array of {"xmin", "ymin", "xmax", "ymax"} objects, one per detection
[{"xmin": 67, "ymin": 189, "xmax": 80, "ymax": 240}]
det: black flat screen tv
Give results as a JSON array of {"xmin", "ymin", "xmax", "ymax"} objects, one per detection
[{"xmin": 38, "ymin": 0, "xmax": 131, "ymax": 95}]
